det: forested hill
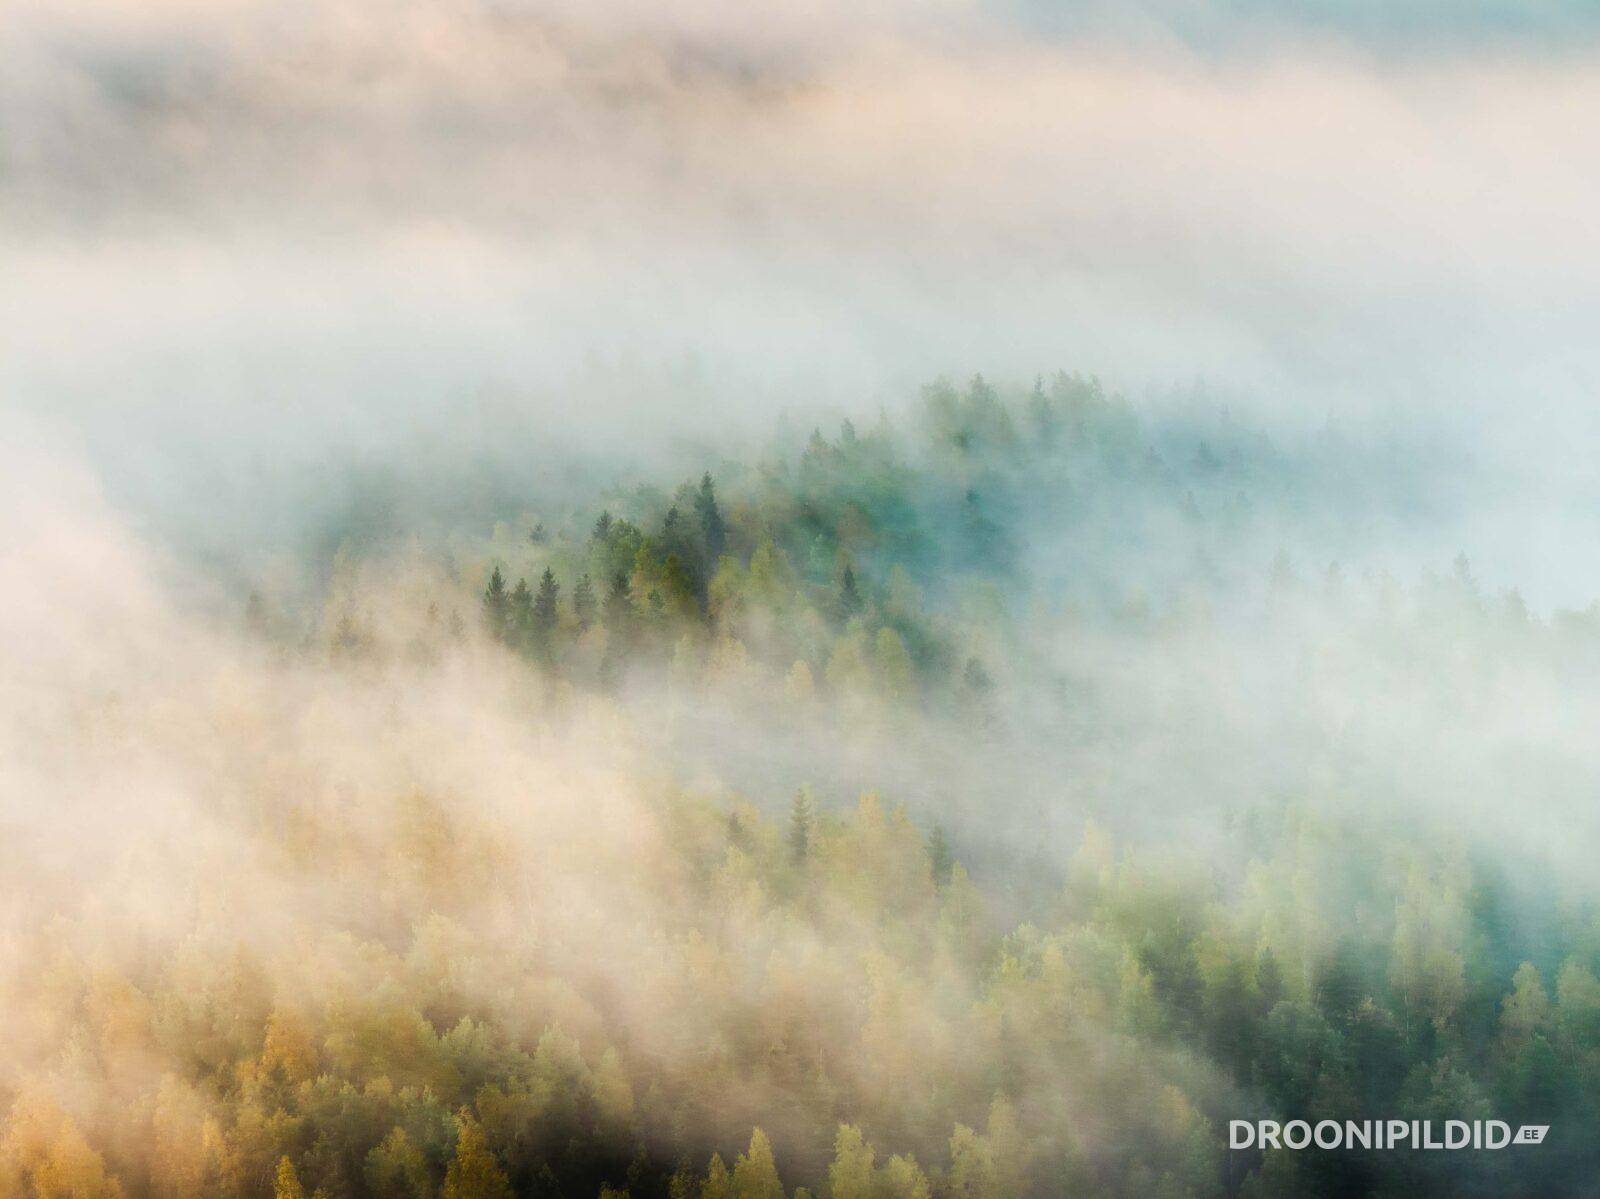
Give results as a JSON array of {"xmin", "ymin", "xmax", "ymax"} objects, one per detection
[
  {"xmin": 239, "ymin": 374, "xmax": 1600, "ymax": 1196},
  {"xmin": 8, "ymin": 375, "xmax": 1600, "ymax": 1199},
  {"xmin": 304, "ymin": 371, "xmax": 1473, "ymax": 697},
  {"xmin": 295, "ymin": 371, "xmax": 1570, "ymax": 861}
]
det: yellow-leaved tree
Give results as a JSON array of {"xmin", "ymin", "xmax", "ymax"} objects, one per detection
[{"xmin": 442, "ymin": 1110, "xmax": 513, "ymax": 1199}]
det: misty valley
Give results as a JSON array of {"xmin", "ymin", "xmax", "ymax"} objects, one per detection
[{"xmin": 5, "ymin": 376, "xmax": 1599, "ymax": 1199}]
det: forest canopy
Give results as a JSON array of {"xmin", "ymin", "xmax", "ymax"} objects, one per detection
[{"xmin": 4, "ymin": 375, "xmax": 1599, "ymax": 1199}]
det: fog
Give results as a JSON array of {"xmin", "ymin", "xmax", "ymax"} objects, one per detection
[
  {"xmin": 7, "ymin": 0, "xmax": 1600, "ymax": 600},
  {"xmin": 5, "ymin": 2, "xmax": 1600, "ymax": 1197}
]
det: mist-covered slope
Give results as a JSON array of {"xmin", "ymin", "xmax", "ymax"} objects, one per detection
[{"xmin": 5, "ymin": 378, "xmax": 1600, "ymax": 1199}]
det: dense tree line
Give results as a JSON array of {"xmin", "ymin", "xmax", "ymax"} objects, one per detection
[
  {"xmin": 14, "ymin": 376, "xmax": 1600, "ymax": 1197},
  {"xmin": 8, "ymin": 779, "xmax": 1598, "ymax": 1198}
]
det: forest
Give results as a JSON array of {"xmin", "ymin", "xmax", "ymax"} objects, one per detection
[{"xmin": 5, "ymin": 373, "xmax": 1599, "ymax": 1199}]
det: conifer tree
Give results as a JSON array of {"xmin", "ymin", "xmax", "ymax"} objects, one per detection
[
  {"xmin": 874, "ymin": 626, "xmax": 915, "ymax": 698},
  {"xmin": 700, "ymin": 1154, "xmax": 733, "ymax": 1199},
  {"xmin": 788, "ymin": 789, "xmax": 814, "ymax": 865},
  {"xmin": 603, "ymin": 572, "xmax": 634, "ymax": 641},
  {"xmin": 695, "ymin": 473, "xmax": 727, "ymax": 565},
  {"xmin": 660, "ymin": 554, "xmax": 697, "ymax": 615},
  {"xmin": 827, "ymin": 1126, "xmax": 875, "ymax": 1199},
  {"xmin": 482, "ymin": 565, "xmax": 510, "ymax": 641},
  {"xmin": 834, "ymin": 565, "xmax": 863, "ymax": 626},
  {"xmin": 731, "ymin": 1128, "xmax": 785, "ymax": 1199},
  {"xmin": 365, "ymin": 1128, "xmax": 430, "ymax": 1198},
  {"xmin": 534, "ymin": 568, "xmax": 560, "ymax": 648},
  {"xmin": 509, "ymin": 578, "xmax": 534, "ymax": 650},
  {"xmin": 574, "ymin": 573, "xmax": 597, "ymax": 631}
]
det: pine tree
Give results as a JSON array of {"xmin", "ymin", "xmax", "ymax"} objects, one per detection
[
  {"xmin": 603, "ymin": 572, "xmax": 634, "ymax": 639},
  {"xmin": 593, "ymin": 511, "xmax": 613, "ymax": 542},
  {"xmin": 533, "ymin": 568, "xmax": 560, "ymax": 648},
  {"xmin": 700, "ymin": 1154, "xmax": 733, "ymax": 1199},
  {"xmin": 600, "ymin": 572, "xmax": 636, "ymax": 688},
  {"xmin": 364, "ymin": 1128, "xmax": 430, "ymax": 1198},
  {"xmin": 834, "ymin": 565, "xmax": 863, "ymax": 626},
  {"xmin": 731, "ymin": 1128, "xmax": 785, "ymax": 1199},
  {"xmin": 827, "ymin": 1126, "xmax": 875, "ymax": 1199},
  {"xmin": 482, "ymin": 566, "xmax": 510, "ymax": 641},
  {"xmin": 509, "ymin": 578, "xmax": 534, "ymax": 651},
  {"xmin": 695, "ymin": 473, "xmax": 726, "ymax": 565},
  {"xmin": 946, "ymin": 1121, "xmax": 1000, "ymax": 1199},
  {"xmin": 574, "ymin": 573, "xmax": 597, "ymax": 631},
  {"xmin": 660, "ymin": 554, "xmax": 696, "ymax": 615},
  {"xmin": 788, "ymin": 789, "xmax": 814, "ymax": 865}
]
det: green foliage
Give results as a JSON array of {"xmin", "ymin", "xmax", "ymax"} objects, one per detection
[
  {"xmin": 787, "ymin": 788, "xmax": 813, "ymax": 866},
  {"xmin": 730, "ymin": 1128, "xmax": 784, "ymax": 1199},
  {"xmin": 481, "ymin": 566, "xmax": 509, "ymax": 641},
  {"xmin": 574, "ymin": 574, "xmax": 597, "ymax": 632},
  {"xmin": 365, "ymin": 1127, "xmax": 433, "ymax": 1199},
  {"xmin": 72, "ymin": 375, "xmax": 1600, "ymax": 1199},
  {"xmin": 533, "ymin": 569, "xmax": 560, "ymax": 643}
]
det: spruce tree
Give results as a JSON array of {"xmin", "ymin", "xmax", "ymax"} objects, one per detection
[
  {"xmin": 509, "ymin": 578, "xmax": 534, "ymax": 651},
  {"xmin": 603, "ymin": 571, "xmax": 634, "ymax": 639},
  {"xmin": 695, "ymin": 472, "xmax": 726, "ymax": 564},
  {"xmin": 481, "ymin": 565, "xmax": 509, "ymax": 641},
  {"xmin": 788, "ymin": 788, "xmax": 814, "ymax": 865},
  {"xmin": 731, "ymin": 1128, "xmax": 785, "ymax": 1199},
  {"xmin": 660, "ymin": 553, "xmax": 696, "ymax": 614},
  {"xmin": 574, "ymin": 573, "xmax": 596, "ymax": 632},
  {"xmin": 533, "ymin": 568, "xmax": 560, "ymax": 648},
  {"xmin": 601, "ymin": 571, "xmax": 635, "ymax": 687},
  {"xmin": 834, "ymin": 565, "xmax": 863, "ymax": 626}
]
